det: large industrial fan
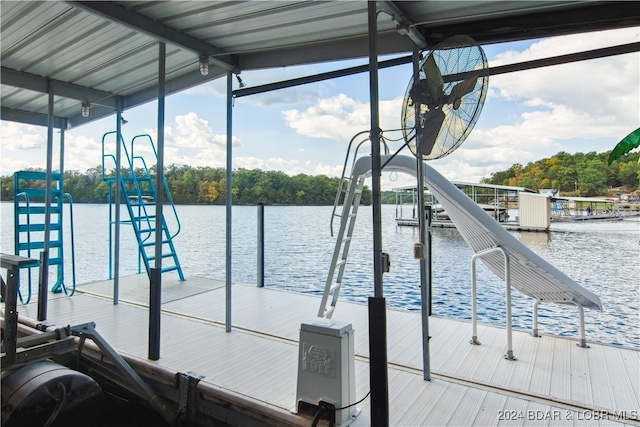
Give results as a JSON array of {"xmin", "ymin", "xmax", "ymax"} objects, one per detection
[{"xmin": 401, "ymin": 35, "xmax": 489, "ymax": 159}]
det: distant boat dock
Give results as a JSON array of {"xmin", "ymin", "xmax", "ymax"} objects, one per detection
[
  {"xmin": 394, "ymin": 182, "xmax": 552, "ymax": 232},
  {"xmin": 395, "ymin": 183, "xmax": 639, "ymax": 232}
]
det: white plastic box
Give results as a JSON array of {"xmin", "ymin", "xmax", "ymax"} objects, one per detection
[{"xmin": 296, "ymin": 317, "xmax": 357, "ymax": 426}]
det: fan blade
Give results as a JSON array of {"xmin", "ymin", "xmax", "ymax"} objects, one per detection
[
  {"xmin": 416, "ymin": 108, "xmax": 445, "ymax": 157},
  {"xmin": 448, "ymin": 75, "xmax": 478, "ymax": 107},
  {"xmin": 423, "ymin": 54, "xmax": 444, "ymax": 104}
]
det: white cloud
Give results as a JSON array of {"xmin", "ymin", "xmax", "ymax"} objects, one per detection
[
  {"xmin": 283, "ymin": 94, "xmax": 403, "ymax": 146},
  {"xmin": 314, "ymin": 163, "xmax": 343, "ymax": 177},
  {"xmin": 62, "ymin": 133, "xmax": 103, "ymax": 172},
  {"xmin": 234, "ymin": 156, "xmax": 267, "ymax": 170},
  {"xmin": 0, "ymin": 123, "xmax": 105, "ymax": 174},
  {"xmin": 138, "ymin": 112, "xmax": 241, "ymax": 168},
  {"xmin": 490, "ymin": 28, "xmax": 639, "ymax": 128},
  {"xmin": 0, "ymin": 122, "xmax": 46, "ymax": 150}
]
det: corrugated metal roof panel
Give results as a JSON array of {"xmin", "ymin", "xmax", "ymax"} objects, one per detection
[{"xmin": 1, "ymin": 0, "xmax": 638, "ymax": 128}]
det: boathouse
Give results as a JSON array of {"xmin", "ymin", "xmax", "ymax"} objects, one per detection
[{"xmin": 2, "ymin": 2, "xmax": 639, "ymax": 426}]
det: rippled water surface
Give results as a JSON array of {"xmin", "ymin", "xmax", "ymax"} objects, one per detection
[{"xmin": 1, "ymin": 202, "xmax": 638, "ymax": 349}]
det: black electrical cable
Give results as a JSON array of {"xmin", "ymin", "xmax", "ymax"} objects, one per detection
[
  {"xmin": 381, "ymin": 140, "xmax": 410, "ymax": 170},
  {"xmin": 310, "ymin": 391, "xmax": 372, "ymax": 427},
  {"xmin": 335, "ymin": 390, "xmax": 371, "ymax": 410}
]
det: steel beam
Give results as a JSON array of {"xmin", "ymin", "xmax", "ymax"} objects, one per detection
[
  {"xmin": 234, "ymin": 56, "xmax": 412, "ymax": 98},
  {"xmin": 377, "ymin": 1, "xmax": 427, "ymax": 48},
  {"xmin": 1, "ymin": 67, "xmax": 117, "ymax": 108},
  {"xmin": 0, "ymin": 107, "xmax": 66, "ymax": 129}
]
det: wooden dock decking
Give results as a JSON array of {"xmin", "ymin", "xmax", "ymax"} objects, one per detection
[{"xmin": 8, "ymin": 274, "xmax": 640, "ymax": 426}]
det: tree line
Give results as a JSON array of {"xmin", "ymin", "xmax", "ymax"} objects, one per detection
[
  {"xmin": 482, "ymin": 151, "xmax": 639, "ymax": 197},
  {"xmin": 2, "ymin": 150, "xmax": 636, "ymax": 204},
  {"xmin": 0, "ymin": 165, "xmax": 373, "ymax": 206}
]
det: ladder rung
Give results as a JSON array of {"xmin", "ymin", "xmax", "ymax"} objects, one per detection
[
  {"xmin": 18, "ymin": 206, "xmax": 62, "ymax": 214},
  {"xmin": 133, "ymin": 215, "xmax": 156, "ymax": 221},
  {"xmin": 324, "ymin": 306, "xmax": 335, "ymax": 318},
  {"xmin": 329, "ymin": 283, "xmax": 341, "ymax": 293},
  {"xmin": 342, "ymin": 236, "xmax": 352, "ymax": 243},
  {"xmin": 142, "ymin": 240, "xmax": 170, "ymax": 247},
  {"xmin": 18, "ymin": 223, "xmax": 62, "ymax": 232},
  {"xmin": 18, "ymin": 241, "xmax": 62, "ymax": 250},
  {"xmin": 161, "ymin": 266, "xmax": 179, "ymax": 273},
  {"xmin": 147, "ymin": 253, "xmax": 176, "ymax": 261}
]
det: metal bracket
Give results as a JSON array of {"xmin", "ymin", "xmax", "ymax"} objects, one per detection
[
  {"xmin": 36, "ymin": 321, "xmax": 54, "ymax": 331},
  {"xmin": 69, "ymin": 322, "xmax": 178, "ymax": 424},
  {"xmin": 178, "ymin": 371, "xmax": 204, "ymax": 421}
]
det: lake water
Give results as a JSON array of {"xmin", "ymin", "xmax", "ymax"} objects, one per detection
[{"xmin": 1, "ymin": 202, "xmax": 638, "ymax": 349}]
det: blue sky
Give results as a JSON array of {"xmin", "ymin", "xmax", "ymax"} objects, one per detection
[{"xmin": 1, "ymin": 27, "xmax": 638, "ymax": 190}]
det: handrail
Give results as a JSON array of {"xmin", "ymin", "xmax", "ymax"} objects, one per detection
[
  {"xmin": 329, "ymin": 130, "xmax": 393, "ymax": 236},
  {"xmin": 131, "ymin": 134, "xmax": 182, "ymax": 240},
  {"xmin": 329, "ymin": 130, "xmax": 369, "ymax": 237},
  {"xmin": 101, "ymin": 130, "xmax": 134, "ymax": 182},
  {"xmin": 14, "ymin": 191, "xmax": 33, "ymax": 304},
  {"xmin": 61, "ymin": 193, "xmax": 76, "ymax": 296}
]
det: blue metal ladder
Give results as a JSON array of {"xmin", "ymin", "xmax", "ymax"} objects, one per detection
[
  {"xmin": 13, "ymin": 171, "xmax": 76, "ymax": 303},
  {"xmin": 102, "ymin": 131, "xmax": 185, "ymax": 281}
]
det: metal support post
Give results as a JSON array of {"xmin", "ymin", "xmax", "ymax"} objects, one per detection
[
  {"xmin": 531, "ymin": 300, "xmax": 540, "ymax": 337},
  {"xmin": 114, "ymin": 96, "xmax": 124, "ymax": 304},
  {"xmin": 367, "ymin": 3, "xmax": 389, "ymax": 425},
  {"xmin": 37, "ymin": 251, "xmax": 49, "ymax": 321},
  {"xmin": 257, "ymin": 202, "xmax": 265, "ymax": 287},
  {"xmin": 225, "ymin": 70, "xmax": 233, "ymax": 332},
  {"xmin": 470, "ymin": 254, "xmax": 480, "ymax": 345},
  {"xmin": 149, "ymin": 267, "xmax": 161, "ymax": 360},
  {"xmin": 149, "ymin": 41, "xmax": 166, "ymax": 360}
]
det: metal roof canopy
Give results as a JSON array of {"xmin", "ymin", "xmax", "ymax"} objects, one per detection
[{"xmin": 1, "ymin": 1, "xmax": 639, "ymax": 129}]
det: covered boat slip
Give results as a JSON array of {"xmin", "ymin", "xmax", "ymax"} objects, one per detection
[
  {"xmin": 3, "ymin": 1, "xmax": 640, "ymax": 425},
  {"xmin": 9, "ymin": 275, "xmax": 639, "ymax": 426}
]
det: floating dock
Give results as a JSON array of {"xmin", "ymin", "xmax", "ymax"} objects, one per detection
[{"xmin": 8, "ymin": 274, "xmax": 639, "ymax": 426}]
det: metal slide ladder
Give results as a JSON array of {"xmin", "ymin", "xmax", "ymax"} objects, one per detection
[
  {"xmin": 13, "ymin": 171, "xmax": 76, "ymax": 303},
  {"xmin": 102, "ymin": 132, "xmax": 185, "ymax": 281},
  {"xmin": 318, "ymin": 174, "xmax": 366, "ymax": 319},
  {"xmin": 317, "ymin": 130, "xmax": 395, "ymax": 318}
]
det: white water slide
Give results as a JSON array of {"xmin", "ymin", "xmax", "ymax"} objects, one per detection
[{"xmin": 321, "ymin": 154, "xmax": 602, "ymax": 356}]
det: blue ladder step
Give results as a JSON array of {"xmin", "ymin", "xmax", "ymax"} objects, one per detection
[
  {"xmin": 137, "ymin": 227, "xmax": 157, "ymax": 233},
  {"xmin": 18, "ymin": 241, "xmax": 62, "ymax": 251},
  {"xmin": 133, "ymin": 215, "xmax": 156, "ymax": 221},
  {"xmin": 17, "ymin": 223, "xmax": 62, "ymax": 232},
  {"xmin": 161, "ymin": 266, "xmax": 180, "ymax": 273},
  {"xmin": 15, "ymin": 171, "xmax": 62, "ymax": 181},
  {"xmin": 147, "ymin": 253, "xmax": 178, "ymax": 261},
  {"xmin": 142, "ymin": 240, "xmax": 171, "ymax": 247},
  {"xmin": 15, "ymin": 188, "xmax": 63, "ymax": 198},
  {"xmin": 17, "ymin": 206, "xmax": 62, "ymax": 215}
]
